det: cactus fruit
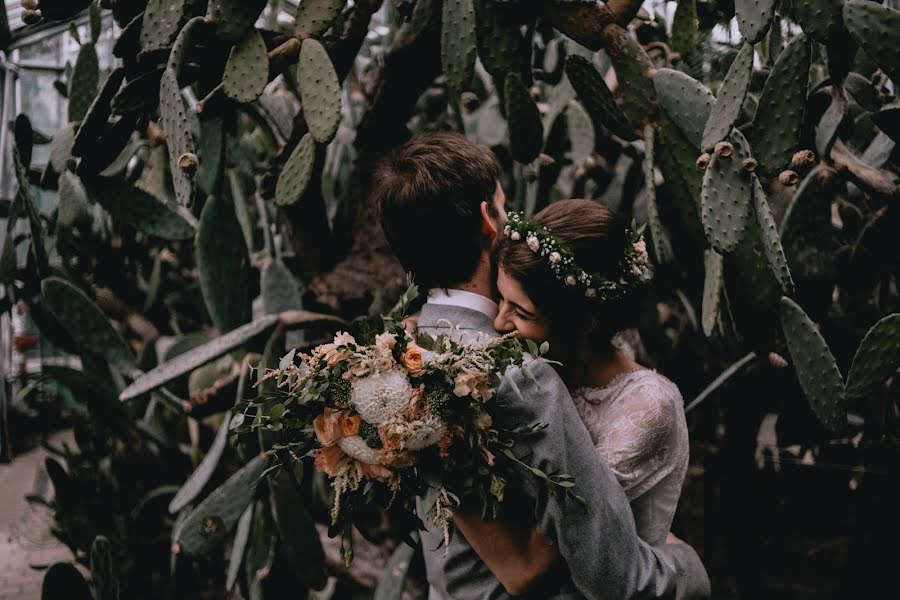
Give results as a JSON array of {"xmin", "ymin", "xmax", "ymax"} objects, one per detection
[
  {"xmin": 700, "ymin": 129, "xmax": 754, "ymax": 253},
  {"xmin": 789, "ymin": 149, "xmax": 816, "ymax": 170},
  {"xmin": 269, "ymin": 470, "xmax": 327, "ymax": 589},
  {"xmin": 702, "ymin": 249, "xmax": 724, "ymax": 338},
  {"xmin": 72, "ymin": 67, "xmax": 125, "ymax": 157},
  {"xmin": 603, "ymin": 24, "xmax": 657, "ymax": 127},
  {"xmin": 295, "ymin": 0, "xmax": 345, "ymax": 36},
  {"xmin": 169, "ymin": 412, "xmax": 233, "ymax": 514},
  {"xmin": 642, "ymin": 125, "xmax": 672, "ymax": 264},
  {"xmin": 768, "ymin": 352, "xmax": 789, "ymax": 369},
  {"xmin": 90, "ymin": 536, "xmax": 119, "ymax": 600},
  {"xmin": 843, "ymin": 1, "xmax": 900, "ymax": 85},
  {"xmin": 778, "ymin": 170, "xmax": 799, "ymax": 186},
  {"xmin": 734, "ymin": 0, "xmax": 776, "ymax": 44},
  {"xmin": 275, "ymin": 133, "xmax": 316, "ymax": 206},
  {"xmin": 197, "ymin": 194, "xmax": 253, "ymax": 334},
  {"xmin": 791, "ymin": 0, "xmax": 845, "ymax": 44},
  {"xmin": 205, "ymin": 0, "xmax": 267, "ymax": 43},
  {"xmin": 714, "ymin": 141, "xmax": 734, "ymax": 157},
  {"xmin": 223, "ymin": 31, "xmax": 269, "ymax": 104},
  {"xmin": 172, "ymin": 454, "xmax": 266, "ymax": 556},
  {"xmin": 41, "ymin": 276, "xmax": 136, "ymax": 370},
  {"xmin": 505, "ymin": 72, "xmax": 544, "ymax": 164},
  {"xmin": 844, "ymin": 314, "xmax": 900, "ymax": 406},
  {"xmin": 752, "ymin": 175, "xmax": 794, "ymax": 295},
  {"xmin": 441, "ymin": 0, "xmax": 477, "ymax": 94},
  {"xmin": 742, "ymin": 157, "xmax": 758, "ymax": 172},
  {"xmin": 69, "ymin": 41, "xmax": 99, "ymax": 122},
  {"xmin": 779, "ymin": 297, "xmax": 846, "ymax": 432},
  {"xmin": 702, "ymin": 43, "xmax": 755, "ymax": 151},
  {"xmin": 158, "ymin": 68, "xmax": 197, "ymax": 206},
  {"xmin": 297, "ymin": 39, "xmax": 342, "ymax": 144},
  {"xmin": 565, "ymin": 55, "xmax": 636, "ymax": 141},
  {"xmin": 752, "ymin": 34, "xmax": 811, "ymax": 175},
  {"xmin": 140, "ymin": 0, "xmax": 190, "ymax": 52},
  {"xmin": 652, "ymin": 68, "xmax": 714, "ymax": 149},
  {"xmin": 696, "ymin": 153, "xmax": 711, "ymax": 170}
]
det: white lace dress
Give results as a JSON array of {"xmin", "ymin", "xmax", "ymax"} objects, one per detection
[{"xmin": 571, "ymin": 369, "xmax": 689, "ymax": 545}]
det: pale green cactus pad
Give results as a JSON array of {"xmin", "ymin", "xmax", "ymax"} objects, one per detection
[
  {"xmin": 159, "ymin": 68, "xmax": 197, "ymax": 206},
  {"xmin": 652, "ymin": 68, "xmax": 714, "ymax": 149},
  {"xmin": 223, "ymin": 30, "xmax": 269, "ymax": 104},
  {"xmin": 702, "ymin": 43, "xmax": 755, "ymax": 152},
  {"xmin": 441, "ymin": 0, "xmax": 477, "ymax": 94},
  {"xmin": 140, "ymin": 0, "xmax": 189, "ymax": 52},
  {"xmin": 642, "ymin": 125, "xmax": 672, "ymax": 263},
  {"xmin": 751, "ymin": 175, "xmax": 794, "ymax": 294},
  {"xmin": 843, "ymin": 0, "xmax": 900, "ymax": 85},
  {"xmin": 275, "ymin": 133, "xmax": 316, "ymax": 206},
  {"xmin": 297, "ymin": 39, "xmax": 342, "ymax": 144},
  {"xmin": 295, "ymin": 0, "xmax": 345, "ymax": 36},
  {"xmin": 702, "ymin": 249, "xmax": 724, "ymax": 337},
  {"xmin": 700, "ymin": 129, "xmax": 754, "ymax": 253},
  {"xmin": 735, "ymin": 0, "xmax": 776, "ymax": 43}
]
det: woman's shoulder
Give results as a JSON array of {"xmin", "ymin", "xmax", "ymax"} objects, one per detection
[{"xmin": 575, "ymin": 368, "xmax": 683, "ymax": 408}]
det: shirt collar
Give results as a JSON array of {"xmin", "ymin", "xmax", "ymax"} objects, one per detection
[{"xmin": 426, "ymin": 288, "xmax": 499, "ymax": 321}]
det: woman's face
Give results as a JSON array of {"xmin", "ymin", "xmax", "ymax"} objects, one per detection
[{"xmin": 494, "ymin": 267, "xmax": 552, "ymax": 344}]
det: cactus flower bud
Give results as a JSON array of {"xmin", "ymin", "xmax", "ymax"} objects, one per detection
[
  {"xmin": 178, "ymin": 153, "xmax": 199, "ymax": 175},
  {"xmin": 768, "ymin": 352, "xmax": 788, "ymax": 369},
  {"xmin": 741, "ymin": 157, "xmax": 758, "ymax": 172},
  {"xmin": 696, "ymin": 153, "xmax": 711, "ymax": 170},
  {"xmin": 778, "ymin": 170, "xmax": 799, "ymax": 186},
  {"xmin": 21, "ymin": 0, "xmax": 38, "ymax": 9},
  {"xmin": 714, "ymin": 141, "xmax": 734, "ymax": 158},
  {"xmin": 789, "ymin": 149, "xmax": 816, "ymax": 170}
]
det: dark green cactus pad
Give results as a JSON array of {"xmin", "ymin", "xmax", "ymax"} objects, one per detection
[
  {"xmin": 72, "ymin": 67, "xmax": 125, "ymax": 157},
  {"xmin": 169, "ymin": 411, "xmax": 232, "ymax": 514},
  {"xmin": 735, "ymin": 0, "xmax": 776, "ymax": 43},
  {"xmin": 275, "ymin": 132, "xmax": 316, "ymax": 206},
  {"xmin": 872, "ymin": 106, "xmax": 900, "ymax": 143},
  {"xmin": 48, "ymin": 122, "xmax": 78, "ymax": 175},
  {"xmin": 845, "ymin": 314, "xmax": 900, "ymax": 405},
  {"xmin": 244, "ymin": 499, "xmax": 276, "ymax": 597},
  {"xmin": 642, "ymin": 125, "xmax": 672, "ymax": 263},
  {"xmin": 702, "ymin": 248, "xmax": 724, "ymax": 337},
  {"xmin": 295, "ymin": 0, "xmax": 345, "ymax": 35},
  {"xmin": 751, "ymin": 175, "xmax": 794, "ymax": 295},
  {"xmin": 197, "ymin": 118, "xmax": 224, "ymax": 195},
  {"xmin": 69, "ymin": 43, "xmax": 99, "ymax": 122},
  {"xmin": 297, "ymin": 38, "xmax": 342, "ymax": 144},
  {"xmin": 262, "ymin": 259, "xmax": 303, "ymax": 314},
  {"xmin": 41, "ymin": 563, "xmax": 92, "ymax": 600},
  {"xmin": 86, "ymin": 176, "xmax": 195, "ymax": 240},
  {"xmin": 90, "ymin": 535, "xmax": 119, "ymax": 600},
  {"xmin": 656, "ymin": 112, "xmax": 706, "ymax": 246},
  {"xmin": 473, "ymin": 0, "xmax": 522, "ymax": 81},
  {"xmin": 752, "ymin": 34, "xmax": 811, "ymax": 175},
  {"xmin": 700, "ymin": 129, "xmax": 753, "ymax": 253},
  {"xmin": 671, "ymin": 0, "xmax": 700, "ymax": 74},
  {"xmin": 167, "ymin": 16, "xmax": 204, "ymax": 75},
  {"xmin": 76, "ymin": 111, "xmax": 141, "ymax": 178},
  {"xmin": 815, "ymin": 89, "xmax": 848, "ymax": 158},
  {"xmin": 225, "ymin": 503, "xmax": 253, "ymax": 591},
  {"xmin": 223, "ymin": 30, "xmax": 268, "ymax": 104},
  {"xmin": 197, "ymin": 194, "xmax": 253, "ymax": 334},
  {"xmin": 505, "ymin": 72, "xmax": 543, "ymax": 163},
  {"xmin": 725, "ymin": 215, "xmax": 783, "ymax": 341},
  {"xmin": 159, "ymin": 68, "xmax": 197, "ymax": 206},
  {"xmin": 89, "ymin": 1, "xmax": 102, "ymax": 44},
  {"xmin": 604, "ymin": 24, "xmax": 657, "ymax": 127},
  {"xmin": 844, "ymin": 0, "xmax": 900, "ymax": 85},
  {"xmin": 702, "ymin": 43, "xmax": 754, "ymax": 151},
  {"xmin": 780, "ymin": 297, "xmax": 846, "ymax": 432},
  {"xmin": 565, "ymin": 100, "xmax": 595, "ymax": 166},
  {"xmin": 57, "ymin": 171, "xmax": 90, "ymax": 230},
  {"xmin": 140, "ymin": 0, "xmax": 189, "ymax": 52},
  {"xmin": 12, "ymin": 146, "xmax": 49, "ymax": 279},
  {"xmin": 652, "ymin": 68, "xmax": 714, "ymax": 149},
  {"xmin": 172, "ymin": 454, "xmax": 266, "ymax": 556},
  {"xmin": 206, "ymin": 0, "xmax": 267, "ymax": 43},
  {"xmin": 41, "ymin": 276, "xmax": 136, "ymax": 370},
  {"xmin": 565, "ymin": 55, "xmax": 636, "ymax": 141},
  {"xmin": 791, "ymin": 0, "xmax": 844, "ymax": 44},
  {"xmin": 374, "ymin": 534, "xmax": 421, "ymax": 600},
  {"xmin": 441, "ymin": 0, "xmax": 477, "ymax": 94},
  {"xmin": 779, "ymin": 166, "xmax": 835, "ymax": 281},
  {"xmin": 119, "ymin": 315, "xmax": 278, "ymax": 401},
  {"xmin": 14, "ymin": 114, "xmax": 33, "ymax": 167},
  {"xmin": 269, "ymin": 469, "xmax": 327, "ymax": 589}
]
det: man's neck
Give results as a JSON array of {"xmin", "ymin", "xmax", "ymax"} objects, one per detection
[{"xmin": 449, "ymin": 253, "xmax": 496, "ymax": 302}]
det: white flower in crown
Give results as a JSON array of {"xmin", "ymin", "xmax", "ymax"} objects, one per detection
[
  {"xmin": 526, "ymin": 235, "xmax": 540, "ymax": 252},
  {"xmin": 549, "ymin": 251, "xmax": 561, "ymax": 265},
  {"xmin": 585, "ymin": 288, "xmax": 597, "ymax": 298},
  {"xmin": 503, "ymin": 225, "xmax": 510, "ymax": 236},
  {"xmin": 565, "ymin": 275, "xmax": 577, "ymax": 286},
  {"xmin": 631, "ymin": 264, "xmax": 644, "ymax": 277},
  {"xmin": 510, "ymin": 231, "xmax": 521, "ymax": 241}
]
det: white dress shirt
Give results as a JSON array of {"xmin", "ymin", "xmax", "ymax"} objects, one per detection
[{"xmin": 426, "ymin": 288, "xmax": 499, "ymax": 322}]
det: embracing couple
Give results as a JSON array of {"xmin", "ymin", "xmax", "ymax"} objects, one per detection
[{"xmin": 373, "ymin": 132, "xmax": 710, "ymax": 599}]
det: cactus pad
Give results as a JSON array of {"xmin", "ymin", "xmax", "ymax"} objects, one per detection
[
  {"xmin": 791, "ymin": 0, "xmax": 844, "ymax": 44},
  {"xmin": 275, "ymin": 133, "xmax": 316, "ymax": 206},
  {"xmin": 751, "ymin": 175, "xmax": 794, "ymax": 295},
  {"xmin": 780, "ymin": 297, "xmax": 846, "ymax": 432},
  {"xmin": 12, "ymin": 145, "xmax": 48, "ymax": 279},
  {"xmin": 73, "ymin": 67, "xmax": 125, "ymax": 157},
  {"xmin": 815, "ymin": 89, "xmax": 848, "ymax": 158},
  {"xmin": 226, "ymin": 503, "xmax": 253, "ymax": 591},
  {"xmin": 140, "ymin": 0, "xmax": 189, "ymax": 52},
  {"xmin": 752, "ymin": 34, "xmax": 811, "ymax": 175},
  {"xmin": 652, "ymin": 68, "xmax": 714, "ymax": 149},
  {"xmin": 159, "ymin": 68, "xmax": 197, "ymax": 206},
  {"xmin": 473, "ymin": 0, "xmax": 522, "ymax": 81},
  {"xmin": 441, "ymin": 0, "xmax": 477, "ymax": 94},
  {"xmin": 700, "ymin": 128, "xmax": 754, "ymax": 253},
  {"xmin": 844, "ymin": 314, "xmax": 900, "ymax": 405},
  {"xmin": 565, "ymin": 100, "xmax": 595, "ymax": 166},
  {"xmin": 604, "ymin": 24, "xmax": 657, "ymax": 127},
  {"xmin": 169, "ymin": 411, "xmax": 233, "ymax": 514},
  {"xmin": 656, "ymin": 112, "xmax": 706, "ymax": 246},
  {"xmin": 269, "ymin": 469, "xmax": 327, "ymax": 589},
  {"xmin": 87, "ymin": 176, "xmax": 196, "ymax": 240},
  {"xmin": 843, "ymin": 0, "xmax": 900, "ymax": 85},
  {"xmin": 702, "ymin": 43, "xmax": 754, "ymax": 152},
  {"xmin": 90, "ymin": 536, "xmax": 119, "ymax": 600},
  {"xmin": 68, "ymin": 42, "xmax": 99, "ymax": 122},
  {"xmin": 57, "ymin": 170, "xmax": 90, "ymax": 230},
  {"xmin": 702, "ymin": 249, "xmax": 724, "ymax": 337},
  {"xmin": 223, "ymin": 31, "xmax": 268, "ymax": 104},
  {"xmin": 779, "ymin": 166, "xmax": 836, "ymax": 282},
  {"xmin": 48, "ymin": 122, "xmax": 78, "ymax": 175},
  {"xmin": 642, "ymin": 125, "xmax": 672, "ymax": 263},
  {"xmin": 205, "ymin": 0, "xmax": 267, "ymax": 43},
  {"xmin": 566, "ymin": 55, "xmax": 636, "ymax": 141},
  {"xmin": 297, "ymin": 38, "xmax": 342, "ymax": 144},
  {"xmin": 735, "ymin": 0, "xmax": 776, "ymax": 44},
  {"xmin": 295, "ymin": 0, "xmax": 345, "ymax": 35},
  {"xmin": 505, "ymin": 72, "xmax": 543, "ymax": 163}
]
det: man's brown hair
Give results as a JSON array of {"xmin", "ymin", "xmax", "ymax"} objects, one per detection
[{"xmin": 374, "ymin": 132, "xmax": 501, "ymax": 290}]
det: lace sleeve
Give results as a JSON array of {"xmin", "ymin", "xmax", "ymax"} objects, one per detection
[{"xmin": 592, "ymin": 383, "xmax": 680, "ymax": 501}]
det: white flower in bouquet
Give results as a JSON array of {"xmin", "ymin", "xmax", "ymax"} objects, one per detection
[
  {"xmin": 380, "ymin": 415, "xmax": 448, "ymax": 452},
  {"xmin": 339, "ymin": 435, "xmax": 382, "ymax": 465},
  {"xmin": 453, "ymin": 368, "xmax": 493, "ymax": 401},
  {"xmin": 350, "ymin": 367, "xmax": 413, "ymax": 424},
  {"xmin": 375, "ymin": 332, "xmax": 397, "ymax": 350}
]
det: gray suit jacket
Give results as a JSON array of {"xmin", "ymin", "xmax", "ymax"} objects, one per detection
[{"xmin": 416, "ymin": 303, "xmax": 710, "ymax": 599}]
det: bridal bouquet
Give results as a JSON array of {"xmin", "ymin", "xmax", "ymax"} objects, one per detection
[{"xmin": 232, "ymin": 283, "xmax": 580, "ymax": 559}]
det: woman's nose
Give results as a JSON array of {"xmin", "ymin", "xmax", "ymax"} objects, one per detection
[{"xmin": 494, "ymin": 303, "xmax": 515, "ymax": 333}]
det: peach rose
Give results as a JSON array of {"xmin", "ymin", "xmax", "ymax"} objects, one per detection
[
  {"xmin": 378, "ymin": 423, "xmax": 403, "ymax": 451},
  {"xmin": 437, "ymin": 431, "xmax": 454, "ymax": 458},
  {"xmin": 313, "ymin": 408, "xmax": 343, "ymax": 446},
  {"xmin": 338, "ymin": 412, "xmax": 361, "ymax": 437},
  {"xmin": 406, "ymin": 386, "xmax": 427, "ymax": 420},
  {"xmin": 325, "ymin": 347, "xmax": 349, "ymax": 366},
  {"xmin": 314, "ymin": 445, "xmax": 349, "ymax": 476},
  {"xmin": 359, "ymin": 462, "xmax": 393, "ymax": 482},
  {"xmin": 401, "ymin": 342, "xmax": 425, "ymax": 376}
]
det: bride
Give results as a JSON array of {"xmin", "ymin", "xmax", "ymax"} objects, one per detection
[{"xmin": 451, "ymin": 199, "xmax": 690, "ymax": 591}]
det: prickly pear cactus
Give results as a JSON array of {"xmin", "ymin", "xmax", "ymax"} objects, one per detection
[
  {"xmin": 843, "ymin": 0, "xmax": 900, "ymax": 84},
  {"xmin": 652, "ymin": 68, "xmax": 714, "ymax": 149},
  {"xmin": 275, "ymin": 133, "xmax": 316, "ymax": 206},
  {"xmin": 442, "ymin": 0, "xmax": 478, "ymax": 94},
  {"xmin": 702, "ymin": 249, "xmax": 724, "ymax": 338},
  {"xmin": 844, "ymin": 314, "xmax": 900, "ymax": 405},
  {"xmin": 295, "ymin": 0, "xmax": 345, "ymax": 35},
  {"xmin": 603, "ymin": 24, "xmax": 657, "ymax": 127},
  {"xmin": 140, "ymin": 0, "xmax": 190, "ymax": 52},
  {"xmin": 158, "ymin": 68, "xmax": 197, "ymax": 206},
  {"xmin": 734, "ymin": 0, "xmax": 777, "ymax": 44},
  {"xmin": 751, "ymin": 175, "xmax": 794, "ymax": 295},
  {"xmin": 702, "ymin": 43, "xmax": 754, "ymax": 152},
  {"xmin": 68, "ymin": 36, "xmax": 99, "ymax": 122},
  {"xmin": 297, "ymin": 38, "xmax": 342, "ymax": 144},
  {"xmin": 205, "ymin": 0, "xmax": 267, "ymax": 43},
  {"xmin": 700, "ymin": 129, "xmax": 754, "ymax": 253},
  {"xmin": 223, "ymin": 30, "xmax": 268, "ymax": 104},
  {"xmin": 642, "ymin": 125, "xmax": 672, "ymax": 263},
  {"xmin": 566, "ymin": 55, "xmax": 637, "ymax": 141},
  {"xmin": 505, "ymin": 72, "xmax": 543, "ymax": 163}
]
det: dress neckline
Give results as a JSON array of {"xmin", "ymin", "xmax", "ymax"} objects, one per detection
[{"xmin": 573, "ymin": 368, "xmax": 653, "ymax": 402}]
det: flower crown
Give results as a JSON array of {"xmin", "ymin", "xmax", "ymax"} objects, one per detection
[{"xmin": 502, "ymin": 211, "xmax": 652, "ymax": 301}]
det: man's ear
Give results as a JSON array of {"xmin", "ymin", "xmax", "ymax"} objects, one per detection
[{"xmin": 480, "ymin": 201, "xmax": 498, "ymax": 239}]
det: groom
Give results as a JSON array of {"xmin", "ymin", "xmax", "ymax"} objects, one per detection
[{"xmin": 374, "ymin": 132, "xmax": 710, "ymax": 599}]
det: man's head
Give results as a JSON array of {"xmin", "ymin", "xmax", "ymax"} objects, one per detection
[{"xmin": 374, "ymin": 132, "xmax": 506, "ymax": 290}]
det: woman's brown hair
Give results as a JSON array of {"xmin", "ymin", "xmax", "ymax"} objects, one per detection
[{"xmin": 497, "ymin": 199, "xmax": 647, "ymax": 351}]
